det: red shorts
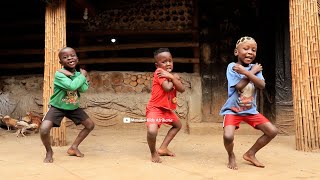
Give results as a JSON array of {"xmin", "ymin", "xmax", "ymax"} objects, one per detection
[
  {"xmin": 223, "ymin": 113, "xmax": 270, "ymax": 129},
  {"xmin": 146, "ymin": 107, "xmax": 178, "ymax": 128}
]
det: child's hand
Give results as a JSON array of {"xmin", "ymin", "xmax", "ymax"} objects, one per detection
[
  {"xmin": 232, "ymin": 64, "xmax": 247, "ymax": 75},
  {"xmin": 80, "ymin": 68, "xmax": 88, "ymax": 77},
  {"xmin": 86, "ymin": 74, "xmax": 90, "ymax": 83},
  {"xmin": 58, "ymin": 69, "xmax": 73, "ymax": 76},
  {"xmin": 157, "ymin": 68, "xmax": 174, "ymax": 79},
  {"xmin": 251, "ymin": 63, "xmax": 263, "ymax": 74}
]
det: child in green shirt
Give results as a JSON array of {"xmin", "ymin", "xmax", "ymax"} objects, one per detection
[{"xmin": 40, "ymin": 47, "xmax": 95, "ymax": 163}]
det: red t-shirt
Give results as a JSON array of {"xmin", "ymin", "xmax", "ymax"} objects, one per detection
[{"xmin": 147, "ymin": 69, "xmax": 177, "ymax": 110}]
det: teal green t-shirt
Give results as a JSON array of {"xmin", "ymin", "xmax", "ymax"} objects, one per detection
[{"xmin": 49, "ymin": 69, "xmax": 89, "ymax": 110}]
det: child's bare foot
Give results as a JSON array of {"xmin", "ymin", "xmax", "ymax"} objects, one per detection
[
  {"xmin": 151, "ymin": 152, "xmax": 162, "ymax": 163},
  {"xmin": 227, "ymin": 153, "xmax": 238, "ymax": 170},
  {"xmin": 43, "ymin": 151, "xmax": 54, "ymax": 163},
  {"xmin": 67, "ymin": 147, "xmax": 84, "ymax": 157},
  {"xmin": 157, "ymin": 148, "xmax": 175, "ymax": 156},
  {"xmin": 243, "ymin": 153, "xmax": 265, "ymax": 168}
]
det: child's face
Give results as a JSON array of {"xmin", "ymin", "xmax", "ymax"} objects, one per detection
[
  {"xmin": 234, "ymin": 40, "xmax": 257, "ymax": 66},
  {"xmin": 155, "ymin": 52, "xmax": 173, "ymax": 72},
  {"xmin": 59, "ymin": 48, "xmax": 78, "ymax": 69}
]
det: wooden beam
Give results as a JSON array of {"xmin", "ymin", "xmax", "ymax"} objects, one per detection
[
  {"xmin": 76, "ymin": 29, "xmax": 197, "ymax": 37},
  {"xmin": 0, "ymin": 29, "xmax": 196, "ymax": 41},
  {"xmin": 0, "ymin": 19, "xmax": 85, "ymax": 29},
  {"xmin": 0, "ymin": 29, "xmax": 197, "ymax": 46},
  {"xmin": 75, "ymin": 42, "xmax": 199, "ymax": 52},
  {"xmin": 0, "ymin": 62, "xmax": 44, "ymax": 69},
  {"xmin": 0, "ymin": 35, "xmax": 45, "ymax": 43},
  {"xmin": 0, "ymin": 57, "xmax": 199, "ymax": 69},
  {"xmin": 192, "ymin": 0, "xmax": 200, "ymax": 73},
  {"xmin": 0, "ymin": 49, "xmax": 44, "ymax": 55},
  {"xmin": 0, "ymin": 42, "xmax": 199, "ymax": 55}
]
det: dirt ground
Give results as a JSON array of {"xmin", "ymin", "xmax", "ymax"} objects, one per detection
[{"xmin": 0, "ymin": 123, "xmax": 319, "ymax": 180}]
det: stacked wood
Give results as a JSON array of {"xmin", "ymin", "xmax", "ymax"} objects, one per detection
[
  {"xmin": 44, "ymin": 0, "xmax": 67, "ymax": 146},
  {"xmin": 289, "ymin": 0, "xmax": 320, "ymax": 151},
  {"xmin": 85, "ymin": 0, "xmax": 194, "ymax": 31},
  {"xmin": 83, "ymin": 72, "xmax": 154, "ymax": 93},
  {"xmin": 89, "ymin": 72, "xmax": 104, "ymax": 93},
  {"xmin": 110, "ymin": 72, "xmax": 124, "ymax": 86},
  {"xmin": 87, "ymin": 72, "xmax": 153, "ymax": 93}
]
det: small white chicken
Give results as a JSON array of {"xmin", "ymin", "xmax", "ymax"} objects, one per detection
[{"xmin": 15, "ymin": 121, "xmax": 38, "ymax": 137}]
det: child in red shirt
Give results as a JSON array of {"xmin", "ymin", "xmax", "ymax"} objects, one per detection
[{"xmin": 146, "ymin": 48, "xmax": 185, "ymax": 163}]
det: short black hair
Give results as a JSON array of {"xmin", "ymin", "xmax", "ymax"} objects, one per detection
[
  {"xmin": 153, "ymin": 48, "xmax": 170, "ymax": 57},
  {"xmin": 59, "ymin": 47, "xmax": 74, "ymax": 53},
  {"xmin": 58, "ymin": 47, "xmax": 74, "ymax": 56}
]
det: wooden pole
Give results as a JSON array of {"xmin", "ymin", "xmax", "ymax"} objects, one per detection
[
  {"xmin": 192, "ymin": 0, "xmax": 200, "ymax": 73},
  {"xmin": 289, "ymin": 0, "xmax": 320, "ymax": 151},
  {"xmin": 44, "ymin": 0, "xmax": 67, "ymax": 146}
]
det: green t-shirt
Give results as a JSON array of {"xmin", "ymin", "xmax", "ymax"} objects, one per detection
[{"xmin": 49, "ymin": 69, "xmax": 89, "ymax": 110}]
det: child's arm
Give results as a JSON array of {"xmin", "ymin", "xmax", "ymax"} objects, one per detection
[
  {"xmin": 233, "ymin": 63, "xmax": 265, "ymax": 90},
  {"xmin": 77, "ymin": 68, "xmax": 89, "ymax": 93},
  {"xmin": 58, "ymin": 69, "xmax": 74, "ymax": 76},
  {"xmin": 171, "ymin": 73, "xmax": 185, "ymax": 93},
  {"xmin": 157, "ymin": 69, "xmax": 185, "ymax": 93},
  {"xmin": 54, "ymin": 71, "xmax": 87, "ymax": 91},
  {"xmin": 77, "ymin": 81, "xmax": 89, "ymax": 93}
]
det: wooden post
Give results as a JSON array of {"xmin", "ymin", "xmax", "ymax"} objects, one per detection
[
  {"xmin": 192, "ymin": 0, "xmax": 200, "ymax": 73},
  {"xmin": 44, "ymin": 0, "xmax": 67, "ymax": 146},
  {"xmin": 289, "ymin": 0, "xmax": 320, "ymax": 151}
]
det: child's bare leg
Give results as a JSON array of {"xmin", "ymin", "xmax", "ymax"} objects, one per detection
[
  {"xmin": 158, "ymin": 120, "xmax": 182, "ymax": 156},
  {"xmin": 243, "ymin": 122, "xmax": 278, "ymax": 168},
  {"xmin": 223, "ymin": 125, "xmax": 237, "ymax": 170},
  {"xmin": 40, "ymin": 120, "xmax": 54, "ymax": 163},
  {"xmin": 67, "ymin": 118, "xmax": 94, "ymax": 157},
  {"xmin": 147, "ymin": 124, "xmax": 161, "ymax": 163}
]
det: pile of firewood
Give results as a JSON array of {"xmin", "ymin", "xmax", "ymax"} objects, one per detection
[
  {"xmin": 122, "ymin": 73, "xmax": 153, "ymax": 93},
  {"xmin": 88, "ymin": 72, "xmax": 153, "ymax": 93}
]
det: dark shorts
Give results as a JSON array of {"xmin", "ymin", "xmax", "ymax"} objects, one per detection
[{"xmin": 43, "ymin": 106, "xmax": 89, "ymax": 127}]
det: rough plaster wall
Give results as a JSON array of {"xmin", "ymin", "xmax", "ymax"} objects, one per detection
[
  {"xmin": 0, "ymin": 71, "xmax": 202, "ymax": 131},
  {"xmin": 0, "ymin": 76, "xmax": 43, "ymax": 118}
]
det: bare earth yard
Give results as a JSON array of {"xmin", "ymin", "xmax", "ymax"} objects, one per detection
[{"xmin": 0, "ymin": 123, "xmax": 319, "ymax": 180}]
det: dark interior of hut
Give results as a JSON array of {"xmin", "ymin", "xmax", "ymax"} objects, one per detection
[
  {"xmin": 0, "ymin": 0, "xmax": 288, "ymax": 83},
  {"xmin": 0, "ymin": 0, "xmax": 196, "ymax": 75}
]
